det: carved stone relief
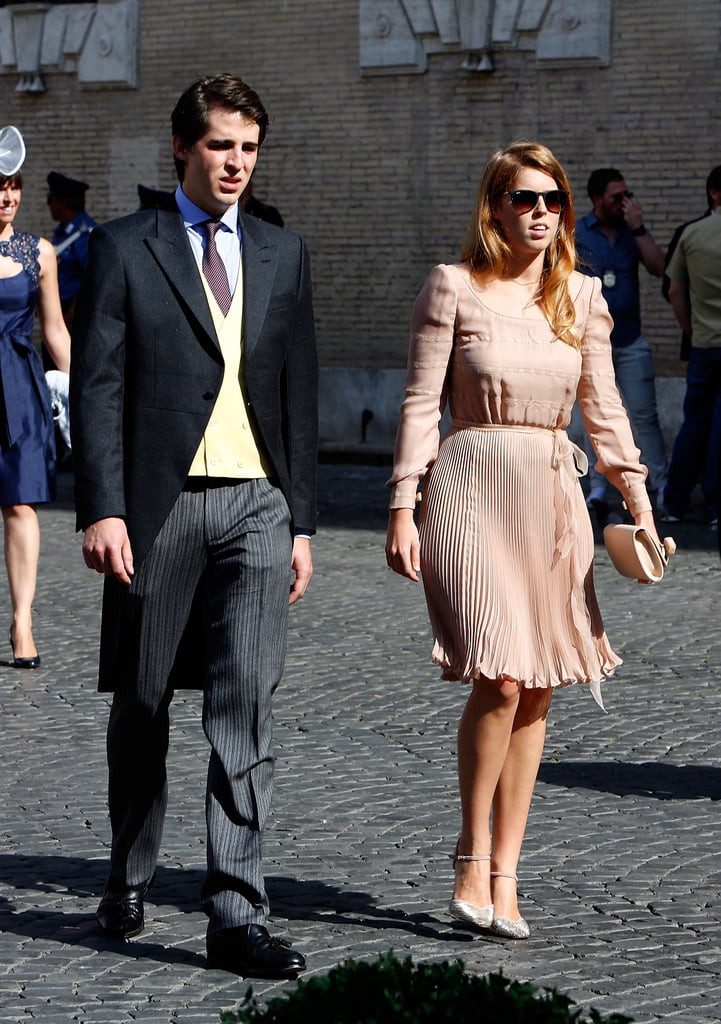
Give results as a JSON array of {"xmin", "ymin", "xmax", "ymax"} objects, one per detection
[
  {"xmin": 0, "ymin": 0, "xmax": 137, "ymax": 91},
  {"xmin": 360, "ymin": 0, "xmax": 612, "ymax": 75}
]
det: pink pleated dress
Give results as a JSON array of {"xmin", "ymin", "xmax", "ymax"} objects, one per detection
[{"xmin": 388, "ymin": 264, "xmax": 652, "ymax": 698}]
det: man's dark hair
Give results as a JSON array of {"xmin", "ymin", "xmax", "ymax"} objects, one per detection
[
  {"xmin": 706, "ymin": 165, "xmax": 721, "ymax": 206},
  {"xmin": 586, "ymin": 167, "xmax": 624, "ymax": 201},
  {"xmin": 171, "ymin": 73, "xmax": 269, "ymax": 181}
]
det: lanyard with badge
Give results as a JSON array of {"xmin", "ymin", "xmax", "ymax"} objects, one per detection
[{"xmin": 602, "ymin": 270, "xmax": 616, "ymax": 289}]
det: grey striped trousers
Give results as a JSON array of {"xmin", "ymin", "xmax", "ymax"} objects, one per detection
[{"xmin": 104, "ymin": 477, "xmax": 292, "ymax": 934}]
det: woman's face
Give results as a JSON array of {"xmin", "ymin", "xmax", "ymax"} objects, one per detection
[
  {"xmin": 0, "ymin": 180, "xmax": 21, "ymax": 229},
  {"xmin": 493, "ymin": 167, "xmax": 561, "ymax": 261}
]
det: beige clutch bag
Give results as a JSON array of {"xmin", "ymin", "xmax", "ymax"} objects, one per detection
[{"xmin": 603, "ymin": 524, "xmax": 676, "ymax": 583}]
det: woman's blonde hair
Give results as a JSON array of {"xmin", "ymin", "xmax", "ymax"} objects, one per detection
[{"xmin": 461, "ymin": 141, "xmax": 580, "ymax": 348}]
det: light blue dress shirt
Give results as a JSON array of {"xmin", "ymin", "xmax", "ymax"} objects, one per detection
[{"xmin": 174, "ymin": 186, "xmax": 241, "ymax": 295}]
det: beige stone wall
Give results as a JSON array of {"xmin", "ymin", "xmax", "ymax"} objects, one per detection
[{"xmin": 2, "ymin": 0, "xmax": 719, "ymax": 379}]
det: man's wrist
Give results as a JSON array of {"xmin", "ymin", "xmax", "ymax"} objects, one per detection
[{"xmin": 631, "ymin": 224, "xmax": 647, "ymax": 236}]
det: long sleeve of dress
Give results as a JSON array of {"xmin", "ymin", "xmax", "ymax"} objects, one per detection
[
  {"xmin": 575, "ymin": 275, "xmax": 652, "ymax": 517},
  {"xmin": 387, "ymin": 265, "xmax": 457, "ymax": 508}
]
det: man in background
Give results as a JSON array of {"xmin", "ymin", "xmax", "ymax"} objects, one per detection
[
  {"xmin": 47, "ymin": 171, "xmax": 96, "ymax": 331},
  {"xmin": 240, "ymin": 178, "xmax": 284, "ymax": 226},
  {"xmin": 664, "ymin": 165, "xmax": 721, "ymax": 527},
  {"xmin": 575, "ymin": 167, "xmax": 668, "ymax": 524}
]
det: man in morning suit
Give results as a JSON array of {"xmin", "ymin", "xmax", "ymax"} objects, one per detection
[{"xmin": 70, "ymin": 74, "xmax": 318, "ymax": 980}]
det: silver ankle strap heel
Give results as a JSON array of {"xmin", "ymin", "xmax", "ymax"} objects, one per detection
[
  {"xmin": 448, "ymin": 848, "xmax": 493, "ymax": 930},
  {"xmin": 489, "ymin": 871, "xmax": 530, "ymax": 939}
]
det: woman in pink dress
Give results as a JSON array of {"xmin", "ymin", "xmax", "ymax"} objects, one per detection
[{"xmin": 385, "ymin": 142, "xmax": 661, "ymax": 939}]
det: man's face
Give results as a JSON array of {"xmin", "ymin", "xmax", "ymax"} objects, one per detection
[
  {"xmin": 173, "ymin": 106, "xmax": 260, "ymax": 216},
  {"xmin": 593, "ymin": 179, "xmax": 630, "ymax": 226},
  {"xmin": 47, "ymin": 195, "xmax": 71, "ymax": 224}
]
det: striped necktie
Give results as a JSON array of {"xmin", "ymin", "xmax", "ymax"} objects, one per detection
[{"xmin": 202, "ymin": 219, "xmax": 232, "ymax": 315}]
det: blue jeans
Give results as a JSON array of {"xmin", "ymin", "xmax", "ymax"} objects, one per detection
[
  {"xmin": 663, "ymin": 346, "xmax": 721, "ymax": 521},
  {"xmin": 586, "ymin": 336, "xmax": 668, "ymax": 501}
]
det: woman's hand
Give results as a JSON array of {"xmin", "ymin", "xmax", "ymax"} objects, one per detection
[
  {"xmin": 634, "ymin": 508, "xmax": 663, "ymax": 549},
  {"xmin": 385, "ymin": 507, "xmax": 421, "ymax": 582},
  {"xmin": 634, "ymin": 507, "xmax": 676, "ymax": 584}
]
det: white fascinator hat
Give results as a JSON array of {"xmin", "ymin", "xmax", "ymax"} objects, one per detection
[{"xmin": 0, "ymin": 126, "xmax": 26, "ymax": 176}]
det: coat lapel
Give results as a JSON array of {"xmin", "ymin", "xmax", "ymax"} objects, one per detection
[
  {"xmin": 240, "ymin": 213, "xmax": 278, "ymax": 360},
  {"xmin": 144, "ymin": 208, "xmax": 220, "ymax": 351}
]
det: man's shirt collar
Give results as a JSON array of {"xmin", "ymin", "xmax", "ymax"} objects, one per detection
[
  {"xmin": 175, "ymin": 185, "xmax": 239, "ymax": 234},
  {"xmin": 583, "ymin": 209, "xmax": 603, "ymax": 230}
]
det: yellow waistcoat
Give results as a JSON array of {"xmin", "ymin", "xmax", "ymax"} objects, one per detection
[{"xmin": 188, "ymin": 267, "xmax": 269, "ymax": 478}]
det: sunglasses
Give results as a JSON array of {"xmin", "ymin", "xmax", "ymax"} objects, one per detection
[
  {"xmin": 608, "ymin": 190, "xmax": 634, "ymax": 202},
  {"xmin": 504, "ymin": 189, "xmax": 569, "ymax": 214}
]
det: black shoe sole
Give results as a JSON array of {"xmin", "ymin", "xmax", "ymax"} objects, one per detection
[
  {"xmin": 97, "ymin": 919, "xmax": 145, "ymax": 939},
  {"xmin": 206, "ymin": 955, "xmax": 306, "ymax": 979}
]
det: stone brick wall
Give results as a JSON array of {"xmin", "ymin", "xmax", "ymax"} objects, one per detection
[{"xmin": 2, "ymin": 0, "xmax": 718, "ymax": 384}]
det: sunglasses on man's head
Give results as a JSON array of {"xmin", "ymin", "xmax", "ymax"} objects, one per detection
[
  {"xmin": 608, "ymin": 190, "xmax": 634, "ymax": 202},
  {"xmin": 504, "ymin": 189, "xmax": 569, "ymax": 214}
]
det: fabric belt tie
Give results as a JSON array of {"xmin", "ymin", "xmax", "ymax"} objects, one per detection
[{"xmin": 550, "ymin": 429, "xmax": 588, "ymax": 567}]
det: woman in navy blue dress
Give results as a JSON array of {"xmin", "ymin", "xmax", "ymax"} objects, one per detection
[{"xmin": 0, "ymin": 171, "xmax": 70, "ymax": 667}]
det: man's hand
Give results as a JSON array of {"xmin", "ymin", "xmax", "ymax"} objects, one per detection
[
  {"xmin": 622, "ymin": 194, "xmax": 665, "ymax": 276},
  {"xmin": 621, "ymin": 193, "xmax": 645, "ymax": 232},
  {"xmin": 289, "ymin": 536, "xmax": 312, "ymax": 605},
  {"xmin": 82, "ymin": 517, "xmax": 135, "ymax": 586}
]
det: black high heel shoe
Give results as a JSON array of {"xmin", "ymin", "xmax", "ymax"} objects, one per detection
[{"xmin": 9, "ymin": 626, "xmax": 41, "ymax": 669}]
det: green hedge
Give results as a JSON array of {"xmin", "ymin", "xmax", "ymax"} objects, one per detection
[{"xmin": 220, "ymin": 951, "xmax": 632, "ymax": 1024}]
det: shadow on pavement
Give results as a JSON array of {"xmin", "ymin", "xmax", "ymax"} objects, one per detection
[
  {"xmin": 538, "ymin": 760, "xmax": 721, "ymax": 800},
  {"xmin": 0, "ymin": 855, "xmax": 469, "ymax": 958},
  {"xmin": 267, "ymin": 875, "xmax": 474, "ymax": 943}
]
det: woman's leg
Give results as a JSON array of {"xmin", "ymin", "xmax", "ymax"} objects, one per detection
[
  {"xmin": 490, "ymin": 686, "xmax": 552, "ymax": 921},
  {"xmin": 453, "ymin": 676, "xmax": 522, "ymax": 907},
  {"xmin": 2, "ymin": 504, "xmax": 40, "ymax": 658}
]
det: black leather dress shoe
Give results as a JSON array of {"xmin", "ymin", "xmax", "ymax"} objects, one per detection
[
  {"xmin": 206, "ymin": 924, "xmax": 306, "ymax": 979},
  {"xmin": 96, "ymin": 879, "xmax": 153, "ymax": 938}
]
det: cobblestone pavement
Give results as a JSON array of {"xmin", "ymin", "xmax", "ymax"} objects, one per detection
[{"xmin": 1, "ymin": 465, "xmax": 720, "ymax": 1023}]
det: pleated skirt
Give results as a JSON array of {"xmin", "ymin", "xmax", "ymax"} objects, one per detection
[{"xmin": 418, "ymin": 424, "xmax": 621, "ymax": 690}]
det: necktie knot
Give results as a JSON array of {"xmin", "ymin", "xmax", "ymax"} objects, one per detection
[
  {"xmin": 202, "ymin": 219, "xmax": 232, "ymax": 316},
  {"xmin": 205, "ymin": 219, "xmax": 223, "ymax": 241}
]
